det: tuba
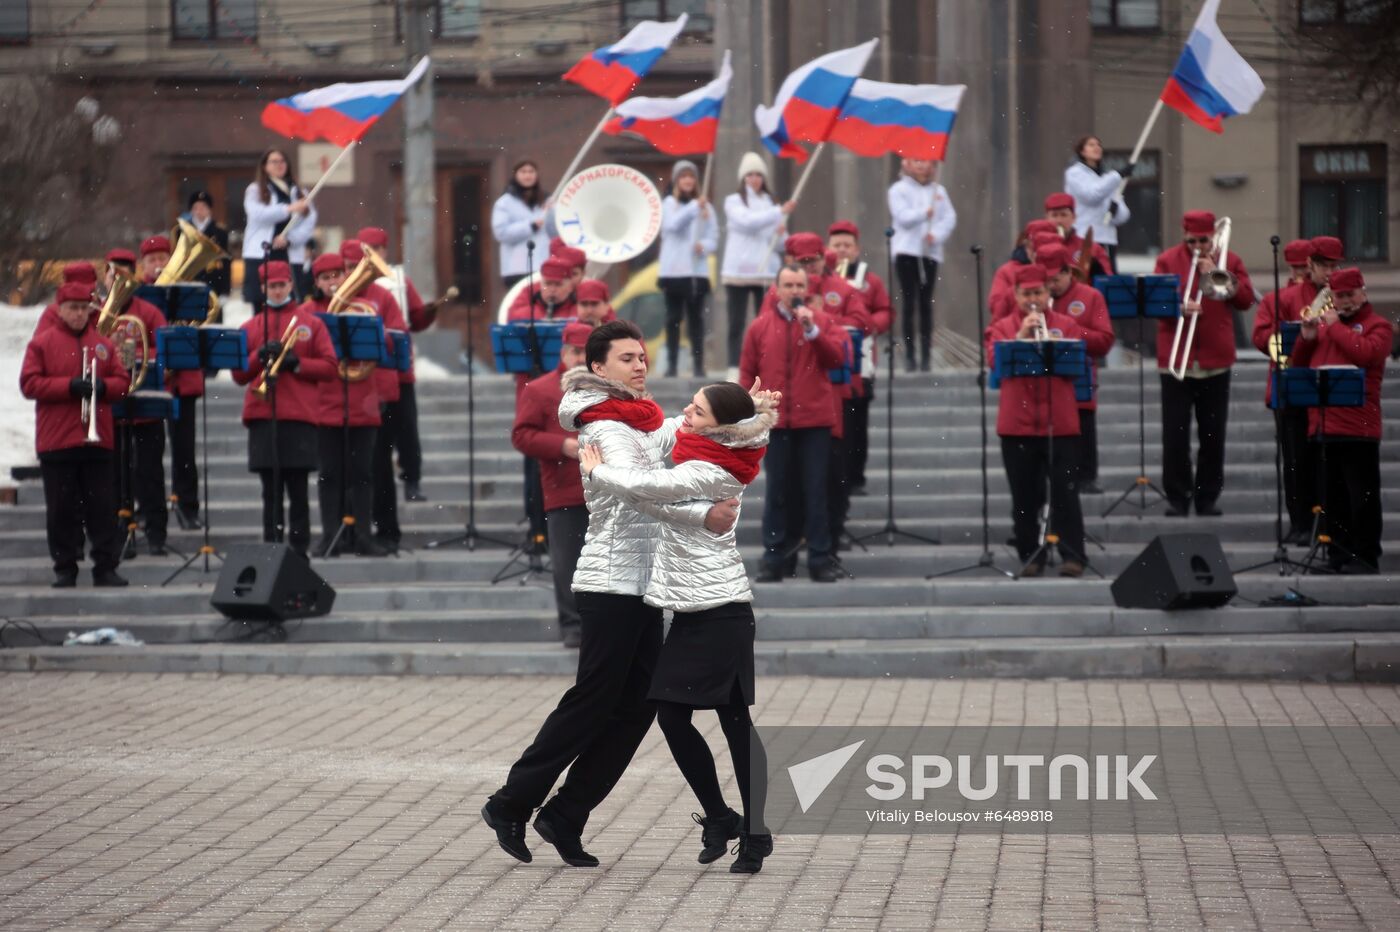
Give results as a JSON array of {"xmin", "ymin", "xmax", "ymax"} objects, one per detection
[
  {"xmin": 327, "ymin": 244, "xmax": 393, "ymax": 382},
  {"xmin": 156, "ymin": 218, "xmax": 227, "ymax": 324},
  {"xmin": 95, "ymin": 267, "xmax": 141, "ymax": 337},
  {"xmin": 111, "ymin": 313, "xmax": 152, "ymax": 395}
]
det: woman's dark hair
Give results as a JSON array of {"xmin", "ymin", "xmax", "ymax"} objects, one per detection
[
  {"xmin": 1074, "ymin": 135, "xmax": 1102, "ymax": 170},
  {"xmin": 738, "ymin": 175, "xmax": 772, "ymax": 207},
  {"xmin": 701, "ymin": 383, "xmax": 755, "ymax": 426},
  {"xmin": 586, "ymin": 319, "xmax": 645, "ymax": 371},
  {"xmin": 507, "ymin": 159, "xmax": 547, "ymax": 209},
  {"xmin": 255, "ymin": 148, "xmax": 296, "ymax": 204}
]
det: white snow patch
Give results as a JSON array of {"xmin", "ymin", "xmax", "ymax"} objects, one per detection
[{"xmin": 1, "ymin": 303, "xmax": 44, "ymax": 479}]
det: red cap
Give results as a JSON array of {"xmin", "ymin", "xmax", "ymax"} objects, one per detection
[
  {"xmin": 140, "ymin": 235, "xmax": 172, "ymax": 257},
  {"xmin": 312, "ymin": 254, "xmax": 345, "ymax": 277},
  {"xmin": 1043, "ymin": 192, "xmax": 1075, "ymax": 212},
  {"xmin": 105, "ymin": 248, "xmax": 137, "ymax": 266},
  {"xmin": 1024, "ymin": 219, "xmax": 1058, "ymax": 239},
  {"xmin": 356, "ymin": 227, "xmax": 389, "ymax": 249},
  {"xmin": 62, "ymin": 262, "xmax": 97, "ymax": 284},
  {"xmin": 1310, "ymin": 236, "xmax": 1344, "ymax": 262},
  {"xmin": 57, "ymin": 282, "xmax": 95, "ymax": 305},
  {"xmin": 562, "ymin": 321, "xmax": 594, "ymax": 348},
  {"xmin": 1034, "ymin": 243, "xmax": 1071, "ymax": 273},
  {"xmin": 555, "ymin": 245, "xmax": 587, "ymax": 271},
  {"xmin": 260, "ymin": 260, "xmax": 293, "ymax": 285},
  {"xmin": 1182, "ymin": 210, "xmax": 1216, "ymax": 235},
  {"xmin": 1029, "ymin": 231, "xmax": 1061, "ymax": 251},
  {"xmin": 1328, "ymin": 267, "xmax": 1364, "ymax": 292},
  {"xmin": 1283, "ymin": 239, "xmax": 1313, "ymax": 265},
  {"xmin": 540, "ymin": 256, "xmax": 572, "ymax": 281},
  {"xmin": 549, "ymin": 237, "xmax": 567, "ymax": 256},
  {"xmin": 575, "ymin": 278, "xmax": 610, "ymax": 303},
  {"xmin": 340, "ymin": 239, "xmax": 364, "ymax": 264},
  {"xmin": 824, "ymin": 249, "xmax": 839, "ymax": 271},
  {"xmin": 784, "ymin": 232, "xmax": 824, "ymax": 259},
  {"xmin": 1014, "ymin": 265, "xmax": 1049, "ymax": 288},
  {"xmin": 828, "ymin": 220, "xmax": 860, "ymax": 240}
]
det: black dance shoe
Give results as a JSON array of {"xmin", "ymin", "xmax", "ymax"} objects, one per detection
[
  {"xmin": 694, "ymin": 809, "xmax": 742, "ymax": 865},
  {"xmin": 481, "ymin": 800, "xmax": 531, "ymax": 863},
  {"xmin": 729, "ymin": 832, "xmax": 774, "ymax": 874},
  {"xmin": 533, "ymin": 806, "xmax": 598, "ymax": 867}
]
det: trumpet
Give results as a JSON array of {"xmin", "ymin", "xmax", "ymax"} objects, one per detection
[
  {"xmin": 1301, "ymin": 285, "xmax": 1333, "ymax": 322},
  {"xmin": 80, "ymin": 348, "xmax": 101, "ymax": 444},
  {"xmin": 1167, "ymin": 217, "xmax": 1236, "ymax": 380},
  {"xmin": 252, "ymin": 317, "xmax": 304, "ymax": 400}
]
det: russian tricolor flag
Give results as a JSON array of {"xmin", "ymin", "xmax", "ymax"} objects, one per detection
[
  {"xmin": 602, "ymin": 51, "xmax": 732, "ymax": 155},
  {"xmin": 563, "ymin": 14, "xmax": 689, "ymax": 106},
  {"xmin": 1160, "ymin": 0, "xmax": 1264, "ymax": 134},
  {"xmin": 829, "ymin": 79, "xmax": 965, "ymax": 161},
  {"xmin": 755, "ymin": 39, "xmax": 878, "ymax": 163},
  {"xmin": 261, "ymin": 58, "xmax": 430, "ymax": 147}
]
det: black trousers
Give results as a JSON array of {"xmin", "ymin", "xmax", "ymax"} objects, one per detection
[
  {"xmin": 372, "ymin": 411, "xmax": 401, "ymax": 541},
  {"xmin": 846, "ymin": 380, "xmax": 874, "ymax": 488},
  {"xmin": 545, "ymin": 505, "xmax": 589, "ymax": 632},
  {"xmin": 41, "ymin": 450, "xmax": 121, "ymax": 577},
  {"xmin": 113, "ymin": 421, "xmax": 168, "ymax": 545},
  {"xmin": 895, "ymin": 255, "xmax": 938, "ymax": 368},
  {"xmin": 1160, "ymin": 371, "xmax": 1230, "ymax": 508},
  {"xmin": 381, "ymin": 384, "xmax": 424, "ymax": 485},
  {"xmin": 491, "ymin": 591, "xmax": 663, "ymax": 833},
  {"xmin": 1076, "ymin": 409, "xmax": 1099, "ymax": 483},
  {"xmin": 257, "ymin": 468, "xmax": 311, "ymax": 555},
  {"xmin": 1317, "ymin": 438, "xmax": 1382, "ymax": 568},
  {"xmin": 725, "ymin": 285, "xmax": 764, "ymax": 368},
  {"xmin": 1276, "ymin": 406, "xmax": 1316, "ymax": 532},
  {"xmin": 662, "ymin": 284, "xmax": 708, "ymax": 375},
  {"xmin": 167, "ymin": 395, "xmax": 199, "ymax": 514},
  {"xmin": 762, "ymin": 427, "xmax": 832, "ymax": 569},
  {"xmin": 827, "ymin": 433, "xmax": 850, "ymax": 546},
  {"xmin": 1000, "ymin": 435, "xmax": 1086, "ymax": 564},
  {"xmin": 317, "ymin": 425, "xmax": 377, "ymax": 547}
]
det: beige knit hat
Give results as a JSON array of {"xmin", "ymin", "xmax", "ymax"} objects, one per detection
[{"xmin": 737, "ymin": 151, "xmax": 769, "ymax": 184}]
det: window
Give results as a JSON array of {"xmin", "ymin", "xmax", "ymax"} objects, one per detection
[
  {"xmin": 0, "ymin": 1, "xmax": 28, "ymax": 43},
  {"xmin": 1299, "ymin": 0, "xmax": 1385, "ymax": 25},
  {"xmin": 172, "ymin": 1, "xmax": 257, "ymax": 41},
  {"xmin": 1090, "ymin": 0, "xmax": 1160, "ymax": 30},
  {"xmin": 1102, "ymin": 149, "xmax": 1162, "ymax": 256},
  {"xmin": 1299, "ymin": 144, "xmax": 1388, "ymax": 261},
  {"xmin": 622, "ymin": 0, "xmax": 712, "ymax": 35},
  {"xmin": 437, "ymin": 0, "xmax": 480, "ymax": 40}
]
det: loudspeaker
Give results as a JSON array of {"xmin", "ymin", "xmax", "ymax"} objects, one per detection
[
  {"xmin": 211, "ymin": 543, "xmax": 336, "ymax": 622},
  {"xmin": 1111, "ymin": 533, "xmax": 1237, "ymax": 610}
]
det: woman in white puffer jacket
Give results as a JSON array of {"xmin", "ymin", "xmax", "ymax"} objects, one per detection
[
  {"xmin": 580, "ymin": 383, "xmax": 777, "ymax": 875},
  {"xmin": 1063, "ymin": 135, "xmax": 1131, "ymax": 272}
]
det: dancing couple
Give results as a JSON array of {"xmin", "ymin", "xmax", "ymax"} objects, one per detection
[{"xmin": 482, "ymin": 319, "xmax": 777, "ymax": 875}]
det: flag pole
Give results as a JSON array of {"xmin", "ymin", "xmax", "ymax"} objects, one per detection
[
  {"xmin": 763, "ymin": 142, "xmax": 827, "ymax": 259},
  {"xmin": 700, "ymin": 151, "xmax": 714, "ymax": 202},
  {"xmin": 557, "ymin": 107, "xmax": 616, "ymax": 193},
  {"xmin": 1103, "ymin": 98, "xmax": 1164, "ymax": 223},
  {"xmin": 282, "ymin": 139, "xmax": 358, "ymax": 239}
]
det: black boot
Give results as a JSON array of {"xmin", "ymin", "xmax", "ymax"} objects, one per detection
[
  {"xmin": 729, "ymin": 832, "xmax": 773, "ymax": 874},
  {"xmin": 404, "ymin": 480, "xmax": 427, "ymax": 503},
  {"xmin": 481, "ymin": 799, "xmax": 532, "ymax": 863},
  {"xmin": 533, "ymin": 805, "xmax": 599, "ymax": 867},
  {"xmin": 693, "ymin": 809, "xmax": 742, "ymax": 865},
  {"xmin": 93, "ymin": 569, "xmax": 129, "ymax": 588}
]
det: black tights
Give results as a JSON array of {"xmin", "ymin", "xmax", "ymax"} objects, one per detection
[{"xmin": 656, "ymin": 684, "xmax": 767, "ymax": 833}]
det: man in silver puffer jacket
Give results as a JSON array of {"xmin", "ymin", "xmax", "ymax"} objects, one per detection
[{"xmin": 483, "ymin": 320, "xmax": 739, "ymax": 868}]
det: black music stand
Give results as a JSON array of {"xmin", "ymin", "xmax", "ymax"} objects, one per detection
[
  {"xmin": 855, "ymin": 228, "xmax": 940, "ymax": 548},
  {"xmin": 992, "ymin": 337, "xmax": 1099, "ymax": 577},
  {"xmin": 160, "ymin": 324, "xmax": 247, "ymax": 585},
  {"xmin": 1096, "ymin": 274, "xmax": 1178, "ymax": 518},
  {"xmin": 931, "ymin": 245, "xmax": 1015, "ymax": 579},
  {"xmin": 112, "ymin": 353, "xmax": 185, "ymax": 562},
  {"xmin": 316, "ymin": 312, "xmax": 387, "ymax": 558}
]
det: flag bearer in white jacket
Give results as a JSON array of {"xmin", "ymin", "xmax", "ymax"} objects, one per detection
[
  {"xmin": 887, "ymin": 158, "xmax": 956, "ymax": 372},
  {"xmin": 1063, "ymin": 135, "xmax": 1130, "ymax": 272}
]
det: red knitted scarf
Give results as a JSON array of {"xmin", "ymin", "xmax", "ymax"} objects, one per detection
[
  {"xmin": 672, "ymin": 432, "xmax": 766, "ymax": 485},
  {"xmin": 576, "ymin": 397, "xmax": 664, "ymax": 432}
]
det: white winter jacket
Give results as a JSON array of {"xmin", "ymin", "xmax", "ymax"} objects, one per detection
[
  {"xmin": 721, "ymin": 191, "xmax": 784, "ymax": 285},
  {"xmin": 887, "ymin": 175, "xmax": 956, "ymax": 263},
  {"xmin": 558, "ymin": 370, "xmax": 712, "ymax": 597},
  {"xmin": 1064, "ymin": 161, "xmax": 1131, "ymax": 246},
  {"xmin": 241, "ymin": 182, "xmax": 318, "ymax": 266},
  {"xmin": 587, "ymin": 400, "xmax": 776, "ymax": 613},
  {"xmin": 491, "ymin": 190, "xmax": 552, "ymax": 278},
  {"xmin": 658, "ymin": 196, "xmax": 719, "ymax": 281}
]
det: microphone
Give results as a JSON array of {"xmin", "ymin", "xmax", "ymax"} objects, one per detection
[
  {"xmin": 970, "ymin": 244, "xmax": 983, "ymax": 255},
  {"xmin": 788, "ymin": 296, "xmax": 804, "ymax": 312},
  {"xmin": 260, "ymin": 242, "xmax": 272, "ymax": 251},
  {"xmin": 527, "ymin": 240, "xmax": 536, "ymax": 253},
  {"xmin": 884, "ymin": 227, "xmax": 895, "ymax": 239},
  {"xmin": 1270, "ymin": 235, "xmax": 1281, "ymax": 246}
]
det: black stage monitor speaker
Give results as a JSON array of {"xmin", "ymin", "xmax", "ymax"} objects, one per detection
[
  {"xmin": 211, "ymin": 543, "xmax": 336, "ymax": 622},
  {"xmin": 1111, "ymin": 533, "xmax": 1237, "ymax": 611}
]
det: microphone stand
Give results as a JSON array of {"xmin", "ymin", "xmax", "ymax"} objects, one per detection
[
  {"xmin": 931, "ymin": 245, "xmax": 1014, "ymax": 578},
  {"xmin": 855, "ymin": 228, "xmax": 939, "ymax": 548}
]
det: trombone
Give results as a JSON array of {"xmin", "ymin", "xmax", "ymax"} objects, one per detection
[
  {"xmin": 1167, "ymin": 217, "xmax": 1237, "ymax": 380},
  {"xmin": 252, "ymin": 316, "xmax": 305, "ymax": 400}
]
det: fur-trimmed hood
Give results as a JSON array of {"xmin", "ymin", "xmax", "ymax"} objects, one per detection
[
  {"xmin": 692, "ymin": 394, "xmax": 777, "ymax": 449},
  {"xmin": 558, "ymin": 367, "xmax": 652, "ymax": 430}
]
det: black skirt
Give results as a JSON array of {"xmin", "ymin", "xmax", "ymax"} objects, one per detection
[
  {"xmin": 647, "ymin": 601, "xmax": 756, "ymax": 707},
  {"xmin": 248, "ymin": 419, "xmax": 319, "ymax": 471}
]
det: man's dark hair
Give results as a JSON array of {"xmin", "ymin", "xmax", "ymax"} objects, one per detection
[
  {"xmin": 701, "ymin": 383, "xmax": 755, "ymax": 426},
  {"xmin": 586, "ymin": 319, "xmax": 645, "ymax": 371},
  {"xmin": 775, "ymin": 263, "xmax": 806, "ymax": 285}
]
